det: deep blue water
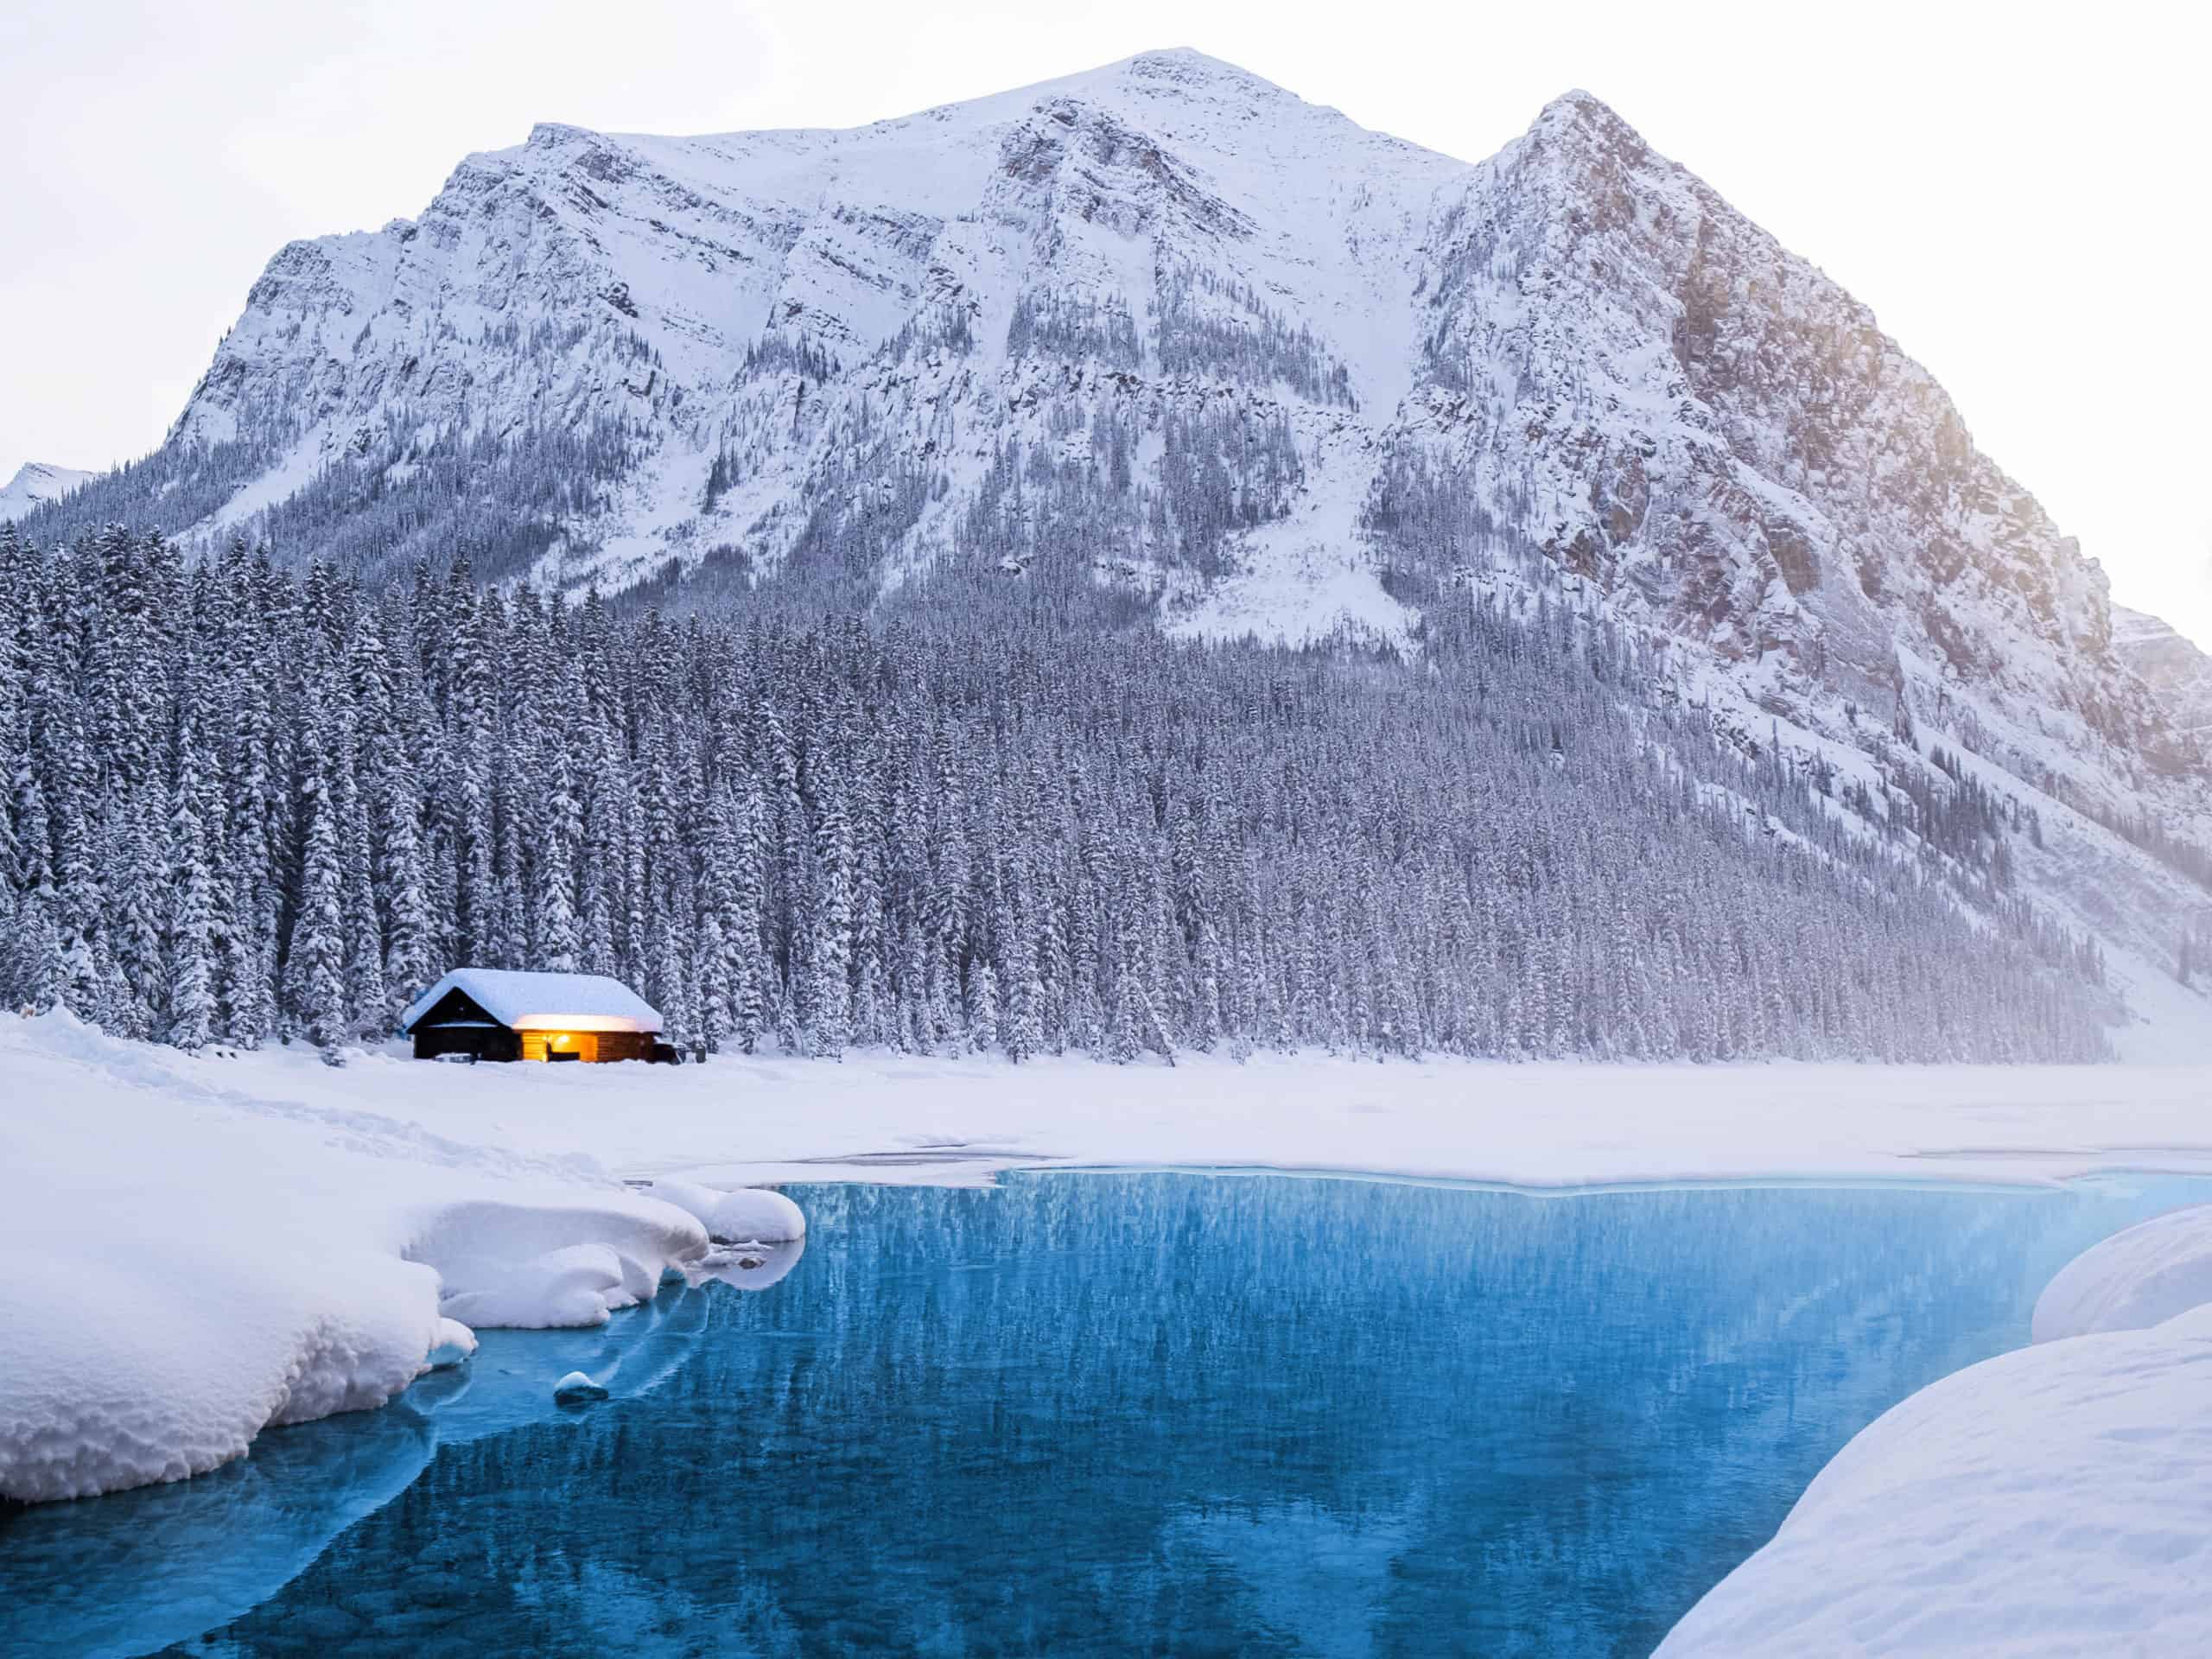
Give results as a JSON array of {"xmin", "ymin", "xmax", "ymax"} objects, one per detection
[{"xmin": 4, "ymin": 1172, "xmax": 2206, "ymax": 1659}]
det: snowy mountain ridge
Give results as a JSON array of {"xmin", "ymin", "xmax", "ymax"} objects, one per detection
[
  {"xmin": 0, "ymin": 461, "xmax": 93, "ymax": 523},
  {"xmin": 14, "ymin": 48, "xmax": 2211, "ymax": 1037}
]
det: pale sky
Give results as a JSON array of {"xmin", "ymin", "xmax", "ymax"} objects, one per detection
[{"xmin": 4, "ymin": 1, "xmax": 2207, "ymax": 644}]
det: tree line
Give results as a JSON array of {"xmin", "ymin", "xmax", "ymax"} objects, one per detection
[{"xmin": 0, "ymin": 523, "xmax": 2112, "ymax": 1063}]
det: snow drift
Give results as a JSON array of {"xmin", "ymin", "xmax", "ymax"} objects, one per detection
[
  {"xmin": 649, "ymin": 1177, "xmax": 807, "ymax": 1243},
  {"xmin": 1661, "ymin": 1210, "xmax": 2212, "ymax": 1655},
  {"xmin": 2031, "ymin": 1202, "xmax": 2212, "ymax": 1342},
  {"xmin": 0, "ymin": 1012, "xmax": 720, "ymax": 1502}
]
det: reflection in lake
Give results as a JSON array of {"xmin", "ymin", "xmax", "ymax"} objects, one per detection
[{"xmin": 3, "ymin": 1174, "xmax": 2201, "ymax": 1657}]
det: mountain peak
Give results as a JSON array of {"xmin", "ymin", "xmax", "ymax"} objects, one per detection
[
  {"xmin": 524, "ymin": 120, "xmax": 597, "ymax": 150},
  {"xmin": 1538, "ymin": 86, "xmax": 1626, "ymax": 121},
  {"xmin": 0, "ymin": 462, "xmax": 94, "ymax": 524},
  {"xmin": 1521, "ymin": 86, "xmax": 1650, "ymax": 159},
  {"xmin": 975, "ymin": 47, "xmax": 1313, "ymax": 136},
  {"xmin": 14, "ymin": 48, "xmax": 2206, "ymax": 1045},
  {"xmin": 1119, "ymin": 46, "xmax": 1284, "ymax": 89}
]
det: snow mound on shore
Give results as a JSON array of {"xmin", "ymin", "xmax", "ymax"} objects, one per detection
[
  {"xmin": 2031, "ymin": 1203, "xmax": 2212, "ymax": 1342},
  {"xmin": 408, "ymin": 1197, "xmax": 708, "ymax": 1326},
  {"xmin": 1662, "ymin": 1217, "xmax": 2212, "ymax": 1656},
  {"xmin": 648, "ymin": 1177, "xmax": 807, "ymax": 1243},
  {"xmin": 440, "ymin": 1243, "xmax": 640, "ymax": 1329},
  {"xmin": 4, "ymin": 1241, "xmax": 445, "ymax": 1503},
  {"xmin": 0, "ymin": 1012, "xmax": 710, "ymax": 1503}
]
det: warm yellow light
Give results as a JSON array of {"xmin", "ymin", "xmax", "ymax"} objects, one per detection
[{"xmin": 553, "ymin": 1033, "xmax": 569, "ymax": 1046}]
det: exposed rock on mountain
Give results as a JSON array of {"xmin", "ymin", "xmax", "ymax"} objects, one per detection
[{"xmin": 2114, "ymin": 607, "xmax": 2212, "ymax": 739}]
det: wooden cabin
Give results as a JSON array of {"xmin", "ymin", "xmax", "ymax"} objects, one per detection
[{"xmin": 400, "ymin": 969, "xmax": 671, "ymax": 1064}]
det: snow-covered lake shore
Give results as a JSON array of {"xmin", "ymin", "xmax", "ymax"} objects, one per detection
[
  {"xmin": 213, "ymin": 1026, "xmax": 2212, "ymax": 1194},
  {"xmin": 5, "ymin": 1009, "xmax": 2209, "ymax": 1652},
  {"xmin": 1662, "ymin": 1207, "xmax": 2212, "ymax": 1656}
]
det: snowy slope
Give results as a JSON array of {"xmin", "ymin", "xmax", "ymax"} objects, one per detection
[
  {"xmin": 136, "ymin": 51, "xmax": 1461, "ymax": 613},
  {"xmin": 0, "ymin": 461, "xmax": 92, "ymax": 522},
  {"xmin": 14, "ymin": 48, "xmax": 2211, "ymax": 1031},
  {"xmin": 2033, "ymin": 1203, "xmax": 2212, "ymax": 1341}
]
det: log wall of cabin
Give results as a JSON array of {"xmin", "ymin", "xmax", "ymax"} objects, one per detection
[{"xmin": 517, "ymin": 1031, "xmax": 658, "ymax": 1063}]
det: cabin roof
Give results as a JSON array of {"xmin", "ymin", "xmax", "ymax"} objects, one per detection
[{"xmin": 399, "ymin": 969, "xmax": 664, "ymax": 1034}]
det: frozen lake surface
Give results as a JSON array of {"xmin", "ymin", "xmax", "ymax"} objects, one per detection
[{"xmin": 5, "ymin": 1171, "xmax": 2207, "ymax": 1658}]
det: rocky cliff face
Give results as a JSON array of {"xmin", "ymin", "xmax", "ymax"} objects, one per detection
[
  {"xmin": 16, "ymin": 48, "xmax": 2209, "ymax": 1040},
  {"xmin": 2114, "ymin": 607, "xmax": 2212, "ymax": 739},
  {"xmin": 1400, "ymin": 91, "xmax": 2123, "ymax": 722}
]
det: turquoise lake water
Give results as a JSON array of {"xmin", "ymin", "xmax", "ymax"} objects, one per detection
[{"xmin": 3, "ymin": 1171, "xmax": 2203, "ymax": 1658}]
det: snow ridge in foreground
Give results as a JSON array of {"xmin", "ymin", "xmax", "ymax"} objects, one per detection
[
  {"xmin": 2031, "ymin": 1203, "xmax": 2212, "ymax": 1343},
  {"xmin": 0, "ymin": 1013, "xmax": 715, "ymax": 1503},
  {"xmin": 1662, "ymin": 1208, "xmax": 2212, "ymax": 1656}
]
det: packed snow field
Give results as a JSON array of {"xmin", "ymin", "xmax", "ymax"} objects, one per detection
[{"xmin": 5, "ymin": 1011, "xmax": 2210, "ymax": 1653}]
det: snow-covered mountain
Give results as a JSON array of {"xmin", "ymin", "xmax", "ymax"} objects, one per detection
[
  {"xmin": 15, "ymin": 48, "xmax": 2211, "ymax": 1040},
  {"xmin": 2114, "ymin": 607, "xmax": 2212, "ymax": 739},
  {"xmin": 0, "ymin": 461, "xmax": 92, "ymax": 523}
]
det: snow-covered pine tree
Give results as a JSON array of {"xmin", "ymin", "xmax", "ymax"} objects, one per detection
[
  {"xmin": 0, "ymin": 524, "xmax": 2139, "ymax": 1066},
  {"xmin": 286, "ymin": 706, "xmax": 353, "ymax": 1056},
  {"xmin": 535, "ymin": 738, "xmax": 584, "ymax": 976},
  {"xmin": 161, "ymin": 708, "xmax": 219, "ymax": 1051}
]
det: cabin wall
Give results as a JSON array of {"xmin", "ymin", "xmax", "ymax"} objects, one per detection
[
  {"xmin": 515, "ymin": 1030, "xmax": 658, "ymax": 1063},
  {"xmin": 413, "ymin": 1027, "xmax": 521, "ymax": 1063},
  {"xmin": 410, "ymin": 1001, "xmax": 663, "ymax": 1063}
]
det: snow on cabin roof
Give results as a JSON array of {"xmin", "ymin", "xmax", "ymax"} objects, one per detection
[{"xmin": 400, "ymin": 969, "xmax": 664, "ymax": 1034}]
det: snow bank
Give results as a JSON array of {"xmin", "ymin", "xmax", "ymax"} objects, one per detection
[
  {"xmin": 1662, "ymin": 1207, "xmax": 2212, "ymax": 1656},
  {"xmin": 2031, "ymin": 1203, "xmax": 2212, "ymax": 1342},
  {"xmin": 427, "ymin": 1318, "xmax": 477, "ymax": 1368},
  {"xmin": 648, "ymin": 1177, "xmax": 807, "ymax": 1243},
  {"xmin": 436, "ymin": 1243, "xmax": 640, "ymax": 1330},
  {"xmin": 1659, "ymin": 1304, "xmax": 2212, "ymax": 1656},
  {"xmin": 405, "ymin": 1196, "xmax": 707, "ymax": 1326},
  {"xmin": 0, "ymin": 1012, "xmax": 712, "ymax": 1503},
  {"xmin": 3, "ymin": 1237, "xmax": 444, "ymax": 1503}
]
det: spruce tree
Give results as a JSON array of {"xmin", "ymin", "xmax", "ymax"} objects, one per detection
[
  {"xmin": 162, "ymin": 714, "xmax": 218, "ymax": 1051},
  {"xmin": 289, "ymin": 756, "xmax": 352, "ymax": 1055}
]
